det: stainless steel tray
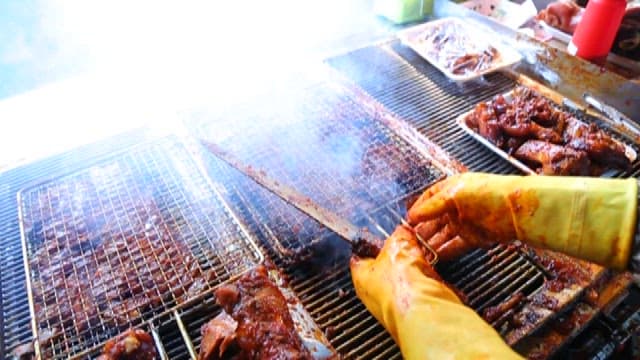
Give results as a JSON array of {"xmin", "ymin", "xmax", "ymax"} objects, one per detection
[{"xmin": 456, "ymin": 88, "xmax": 638, "ymax": 176}]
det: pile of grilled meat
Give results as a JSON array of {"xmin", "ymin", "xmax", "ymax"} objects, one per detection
[{"xmin": 464, "ymin": 87, "xmax": 632, "ymax": 175}]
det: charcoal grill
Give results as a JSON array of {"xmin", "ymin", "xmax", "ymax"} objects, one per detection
[{"xmin": 1, "ymin": 35, "xmax": 639, "ymax": 360}]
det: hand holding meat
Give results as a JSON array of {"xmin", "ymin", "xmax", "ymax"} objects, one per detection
[
  {"xmin": 407, "ymin": 172, "xmax": 637, "ymax": 270},
  {"xmin": 350, "ymin": 225, "xmax": 522, "ymax": 360},
  {"xmin": 537, "ymin": 0, "xmax": 582, "ymax": 33}
]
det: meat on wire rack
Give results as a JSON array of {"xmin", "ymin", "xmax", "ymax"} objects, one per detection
[
  {"xmin": 190, "ymin": 81, "xmax": 446, "ymax": 256},
  {"xmin": 18, "ymin": 137, "xmax": 263, "ymax": 359}
]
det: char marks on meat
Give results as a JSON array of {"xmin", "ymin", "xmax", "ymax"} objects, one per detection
[
  {"xmin": 97, "ymin": 329, "xmax": 157, "ymax": 360},
  {"xmin": 563, "ymin": 117, "xmax": 631, "ymax": 170},
  {"xmin": 200, "ymin": 265, "xmax": 312, "ymax": 360},
  {"xmin": 464, "ymin": 87, "xmax": 631, "ymax": 175},
  {"xmin": 482, "ymin": 293, "xmax": 525, "ymax": 323}
]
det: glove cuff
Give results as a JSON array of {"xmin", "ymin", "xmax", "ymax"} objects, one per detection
[{"xmin": 508, "ymin": 176, "xmax": 637, "ymax": 270}]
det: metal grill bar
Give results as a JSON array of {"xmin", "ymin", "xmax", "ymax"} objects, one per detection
[{"xmin": 18, "ymin": 137, "xmax": 263, "ymax": 359}]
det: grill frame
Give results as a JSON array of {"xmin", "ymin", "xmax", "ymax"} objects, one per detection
[{"xmin": 16, "ymin": 136, "xmax": 265, "ymax": 359}]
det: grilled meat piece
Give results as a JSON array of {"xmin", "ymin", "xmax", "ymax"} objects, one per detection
[
  {"xmin": 514, "ymin": 140, "xmax": 590, "ymax": 175},
  {"xmin": 420, "ymin": 21, "xmax": 501, "ymax": 75},
  {"xmin": 450, "ymin": 47, "xmax": 498, "ymax": 75},
  {"xmin": 213, "ymin": 265, "xmax": 313, "ymax": 360},
  {"xmin": 563, "ymin": 117, "xmax": 631, "ymax": 170},
  {"xmin": 499, "ymin": 113, "xmax": 563, "ymax": 144},
  {"xmin": 199, "ymin": 312, "xmax": 238, "ymax": 360},
  {"xmin": 29, "ymin": 195, "xmax": 202, "ymax": 334},
  {"xmin": 97, "ymin": 329, "xmax": 157, "ymax": 360},
  {"xmin": 496, "ymin": 91, "xmax": 564, "ymax": 144}
]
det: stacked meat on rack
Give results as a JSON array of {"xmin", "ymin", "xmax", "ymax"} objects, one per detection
[
  {"xmin": 198, "ymin": 265, "xmax": 314, "ymax": 360},
  {"xmin": 29, "ymin": 195, "xmax": 203, "ymax": 339}
]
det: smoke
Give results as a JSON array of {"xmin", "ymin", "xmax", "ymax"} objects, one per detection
[{"xmin": 0, "ymin": 0, "xmax": 384, "ymax": 103}]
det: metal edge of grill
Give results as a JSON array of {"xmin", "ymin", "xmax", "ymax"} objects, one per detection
[{"xmin": 0, "ymin": 128, "xmax": 156, "ymax": 358}]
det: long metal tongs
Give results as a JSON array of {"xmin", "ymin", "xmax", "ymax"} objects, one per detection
[{"xmin": 199, "ymin": 139, "xmax": 438, "ymax": 264}]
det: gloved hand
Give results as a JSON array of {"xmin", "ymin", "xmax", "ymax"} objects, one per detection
[
  {"xmin": 414, "ymin": 213, "xmax": 491, "ymax": 262},
  {"xmin": 407, "ymin": 172, "xmax": 638, "ymax": 270},
  {"xmin": 350, "ymin": 225, "xmax": 523, "ymax": 360}
]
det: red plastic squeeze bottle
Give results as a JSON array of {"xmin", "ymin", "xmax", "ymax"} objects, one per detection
[{"xmin": 568, "ymin": 0, "xmax": 626, "ymax": 64}]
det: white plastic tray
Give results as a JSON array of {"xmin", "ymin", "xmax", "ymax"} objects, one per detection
[
  {"xmin": 456, "ymin": 89, "xmax": 637, "ymax": 177},
  {"xmin": 399, "ymin": 17, "xmax": 523, "ymax": 82}
]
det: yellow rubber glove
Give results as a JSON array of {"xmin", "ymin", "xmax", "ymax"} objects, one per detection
[
  {"xmin": 350, "ymin": 225, "xmax": 523, "ymax": 360},
  {"xmin": 407, "ymin": 173, "xmax": 638, "ymax": 270}
]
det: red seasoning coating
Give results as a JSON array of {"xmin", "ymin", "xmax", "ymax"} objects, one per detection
[
  {"xmin": 464, "ymin": 87, "xmax": 631, "ymax": 175},
  {"xmin": 97, "ymin": 329, "xmax": 157, "ymax": 360},
  {"xmin": 198, "ymin": 265, "xmax": 313, "ymax": 360}
]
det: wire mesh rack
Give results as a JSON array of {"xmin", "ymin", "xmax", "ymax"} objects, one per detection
[
  {"xmin": 189, "ymin": 80, "xmax": 447, "ymax": 255},
  {"xmin": 18, "ymin": 136, "xmax": 263, "ymax": 359}
]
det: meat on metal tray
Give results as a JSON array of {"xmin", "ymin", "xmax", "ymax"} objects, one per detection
[{"xmin": 456, "ymin": 86, "xmax": 638, "ymax": 177}]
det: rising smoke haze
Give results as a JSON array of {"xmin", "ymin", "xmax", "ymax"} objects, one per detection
[
  {"xmin": 0, "ymin": 0, "xmax": 386, "ymax": 102},
  {"xmin": 0, "ymin": 0, "xmax": 389, "ymax": 169}
]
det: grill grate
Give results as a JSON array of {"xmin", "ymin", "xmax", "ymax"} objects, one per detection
[
  {"xmin": 326, "ymin": 41, "xmax": 519, "ymax": 174},
  {"xmin": 437, "ymin": 245, "xmax": 545, "ymax": 331},
  {"xmin": 0, "ymin": 38, "xmax": 630, "ymax": 360},
  {"xmin": 1, "ymin": 129, "xmax": 155, "ymax": 357},
  {"xmin": 18, "ymin": 137, "xmax": 262, "ymax": 359},
  {"xmin": 185, "ymin": 61, "xmax": 548, "ymax": 358},
  {"xmin": 189, "ymin": 81, "xmax": 445, "ymax": 255}
]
